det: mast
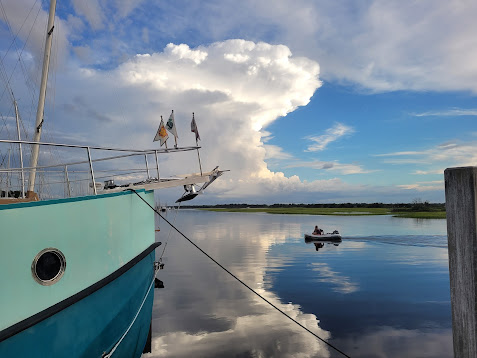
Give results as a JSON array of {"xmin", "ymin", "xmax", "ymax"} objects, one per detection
[
  {"xmin": 13, "ymin": 97, "xmax": 25, "ymax": 198},
  {"xmin": 27, "ymin": 0, "xmax": 57, "ymax": 194}
]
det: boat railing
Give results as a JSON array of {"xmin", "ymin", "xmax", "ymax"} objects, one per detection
[{"xmin": 0, "ymin": 139, "xmax": 200, "ymax": 200}]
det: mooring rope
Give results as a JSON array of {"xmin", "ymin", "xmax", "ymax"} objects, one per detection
[
  {"xmin": 102, "ymin": 266, "xmax": 158, "ymax": 358},
  {"xmin": 127, "ymin": 189, "xmax": 351, "ymax": 358}
]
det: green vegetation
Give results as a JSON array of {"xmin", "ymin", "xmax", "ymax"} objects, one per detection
[
  {"xmin": 390, "ymin": 199, "xmax": 446, "ymax": 219},
  {"xmin": 190, "ymin": 200, "xmax": 446, "ymax": 219},
  {"xmin": 391, "ymin": 211, "xmax": 446, "ymax": 219},
  {"xmin": 204, "ymin": 207, "xmax": 390, "ymax": 216}
]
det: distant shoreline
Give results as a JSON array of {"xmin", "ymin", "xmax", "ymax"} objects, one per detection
[{"xmin": 198, "ymin": 207, "xmax": 446, "ymax": 219}]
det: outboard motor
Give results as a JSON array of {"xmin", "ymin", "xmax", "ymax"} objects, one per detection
[{"xmin": 104, "ymin": 180, "xmax": 116, "ymax": 189}]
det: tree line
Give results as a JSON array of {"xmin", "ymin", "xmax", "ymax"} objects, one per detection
[{"xmin": 182, "ymin": 200, "xmax": 445, "ymax": 212}]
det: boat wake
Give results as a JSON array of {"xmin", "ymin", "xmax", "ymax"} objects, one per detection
[{"xmin": 343, "ymin": 235, "xmax": 448, "ymax": 248}]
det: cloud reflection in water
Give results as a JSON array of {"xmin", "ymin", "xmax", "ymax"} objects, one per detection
[
  {"xmin": 146, "ymin": 210, "xmax": 332, "ymax": 357},
  {"xmin": 332, "ymin": 327, "xmax": 452, "ymax": 358},
  {"xmin": 146, "ymin": 210, "xmax": 451, "ymax": 357},
  {"xmin": 309, "ymin": 263, "xmax": 359, "ymax": 294}
]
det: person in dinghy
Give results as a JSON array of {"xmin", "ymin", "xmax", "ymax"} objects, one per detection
[{"xmin": 312, "ymin": 225, "xmax": 323, "ymax": 235}]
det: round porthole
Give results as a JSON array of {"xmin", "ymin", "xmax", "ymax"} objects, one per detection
[{"xmin": 32, "ymin": 248, "xmax": 66, "ymax": 285}]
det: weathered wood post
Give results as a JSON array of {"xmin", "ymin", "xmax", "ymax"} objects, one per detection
[{"xmin": 445, "ymin": 166, "xmax": 477, "ymax": 357}]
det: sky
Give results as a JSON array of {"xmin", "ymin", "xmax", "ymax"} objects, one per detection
[{"xmin": 0, "ymin": 0, "xmax": 476, "ymax": 204}]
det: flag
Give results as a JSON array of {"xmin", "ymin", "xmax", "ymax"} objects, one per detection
[
  {"xmin": 191, "ymin": 112, "xmax": 200, "ymax": 141},
  {"xmin": 153, "ymin": 116, "xmax": 169, "ymax": 146},
  {"xmin": 166, "ymin": 110, "xmax": 178, "ymax": 139}
]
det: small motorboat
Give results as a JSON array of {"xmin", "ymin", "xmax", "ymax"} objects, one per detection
[{"xmin": 304, "ymin": 230, "xmax": 341, "ymax": 241}]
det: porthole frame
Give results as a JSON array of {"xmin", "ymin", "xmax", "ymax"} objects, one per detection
[{"xmin": 31, "ymin": 248, "xmax": 66, "ymax": 286}]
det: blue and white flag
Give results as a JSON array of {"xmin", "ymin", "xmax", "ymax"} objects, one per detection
[{"xmin": 166, "ymin": 110, "xmax": 178, "ymax": 139}]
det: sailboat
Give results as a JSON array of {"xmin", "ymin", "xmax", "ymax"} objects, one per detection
[{"xmin": 0, "ymin": 1, "xmax": 224, "ymax": 356}]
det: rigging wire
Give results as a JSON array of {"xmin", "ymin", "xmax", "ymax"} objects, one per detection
[
  {"xmin": 0, "ymin": 1, "xmax": 64, "ymax": 198},
  {"xmin": 0, "ymin": 0, "xmax": 42, "ymax": 193},
  {"xmin": 0, "ymin": 0, "xmax": 41, "ymax": 107},
  {"xmin": 0, "ymin": 0, "xmax": 38, "ymax": 66},
  {"xmin": 0, "ymin": 0, "xmax": 42, "ymax": 104},
  {"xmin": 0, "ymin": 111, "xmax": 12, "ymax": 138},
  {"xmin": 127, "ymin": 188, "xmax": 352, "ymax": 358}
]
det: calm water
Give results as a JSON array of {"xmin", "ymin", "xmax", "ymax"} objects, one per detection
[{"xmin": 145, "ymin": 210, "xmax": 452, "ymax": 358}]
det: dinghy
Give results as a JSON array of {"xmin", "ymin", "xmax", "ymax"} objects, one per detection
[{"xmin": 304, "ymin": 230, "xmax": 341, "ymax": 241}]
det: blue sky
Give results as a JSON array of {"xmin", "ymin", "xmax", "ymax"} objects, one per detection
[{"xmin": 1, "ymin": 0, "xmax": 476, "ymax": 203}]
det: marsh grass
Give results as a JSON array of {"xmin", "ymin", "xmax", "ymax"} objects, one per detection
[
  {"xmin": 391, "ymin": 211, "xmax": 446, "ymax": 219},
  {"xmin": 201, "ymin": 207, "xmax": 446, "ymax": 219}
]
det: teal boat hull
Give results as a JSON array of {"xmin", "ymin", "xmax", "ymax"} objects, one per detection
[
  {"xmin": 0, "ymin": 247, "xmax": 156, "ymax": 357},
  {"xmin": 0, "ymin": 190, "xmax": 158, "ymax": 356}
]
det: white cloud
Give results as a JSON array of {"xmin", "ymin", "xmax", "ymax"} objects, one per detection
[
  {"xmin": 307, "ymin": 1, "xmax": 477, "ymax": 93},
  {"xmin": 72, "ymin": 0, "xmax": 104, "ymax": 30},
  {"xmin": 305, "ymin": 123, "xmax": 354, "ymax": 152},
  {"xmin": 411, "ymin": 108, "xmax": 477, "ymax": 117},
  {"xmin": 7, "ymin": 0, "xmax": 473, "ymax": 96},
  {"xmin": 0, "ymin": 0, "xmax": 70, "ymax": 71},
  {"xmin": 380, "ymin": 158, "xmax": 430, "ymax": 165},
  {"xmin": 263, "ymin": 144, "xmax": 293, "ymax": 160},
  {"xmin": 377, "ymin": 141, "xmax": 477, "ymax": 169},
  {"xmin": 164, "ymin": 43, "xmax": 208, "ymax": 65},
  {"xmin": 47, "ymin": 40, "xmax": 333, "ymax": 202},
  {"xmin": 260, "ymin": 130, "xmax": 273, "ymax": 142},
  {"xmin": 141, "ymin": 27, "xmax": 149, "ymax": 44},
  {"xmin": 376, "ymin": 141, "xmax": 477, "ymax": 189},
  {"xmin": 287, "ymin": 160, "xmax": 372, "ymax": 175},
  {"xmin": 113, "ymin": 0, "xmax": 145, "ymax": 19},
  {"xmin": 397, "ymin": 182, "xmax": 444, "ymax": 192},
  {"xmin": 375, "ymin": 151, "xmax": 428, "ymax": 157},
  {"xmin": 73, "ymin": 45, "xmax": 93, "ymax": 64},
  {"xmin": 141, "ymin": 0, "xmax": 477, "ymax": 94},
  {"xmin": 413, "ymin": 169, "xmax": 444, "ymax": 175}
]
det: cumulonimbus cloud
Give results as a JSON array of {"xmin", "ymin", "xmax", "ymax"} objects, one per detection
[
  {"xmin": 40, "ymin": 38, "xmax": 447, "ymax": 202},
  {"xmin": 51, "ymin": 40, "xmax": 355, "ymax": 202}
]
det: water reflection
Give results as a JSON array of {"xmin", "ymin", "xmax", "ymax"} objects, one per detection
[
  {"xmin": 145, "ymin": 210, "xmax": 452, "ymax": 358},
  {"xmin": 309, "ymin": 262, "xmax": 359, "ymax": 294},
  {"xmin": 314, "ymin": 242, "xmax": 325, "ymax": 251},
  {"xmin": 147, "ymin": 210, "xmax": 332, "ymax": 357},
  {"xmin": 332, "ymin": 327, "xmax": 452, "ymax": 358},
  {"xmin": 304, "ymin": 239, "xmax": 341, "ymax": 252}
]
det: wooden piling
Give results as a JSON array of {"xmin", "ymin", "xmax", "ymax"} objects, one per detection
[{"xmin": 445, "ymin": 166, "xmax": 477, "ymax": 357}]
